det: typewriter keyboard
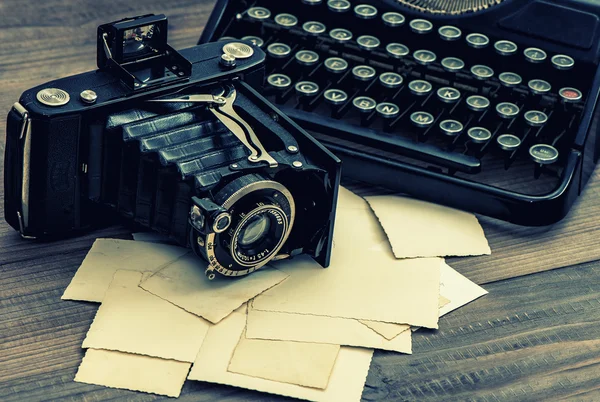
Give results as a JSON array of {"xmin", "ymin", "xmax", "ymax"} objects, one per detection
[{"xmin": 217, "ymin": 0, "xmax": 594, "ymax": 195}]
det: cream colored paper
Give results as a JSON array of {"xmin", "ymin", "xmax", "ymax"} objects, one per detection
[
  {"xmin": 62, "ymin": 238, "xmax": 189, "ymax": 302},
  {"xmin": 188, "ymin": 310, "xmax": 373, "ymax": 402},
  {"xmin": 229, "ymin": 331, "xmax": 340, "ymax": 389},
  {"xmin": 365, "ymin": 195, "xmax": 491, "ymax": 259},
  {"xmin": 75, "ymin": 348, "xmax": 190, "ymax": 398},
  {"xmin": 439, "ymin": 262, "xmax": 488, "ymax": 317},
  {"xmin": 246, "ymin": 309, "xmax": 412, "ymax": 353},
  {"xmin": 82, "ymin": 270, "xmax": 210, "ymax": 362},
  {"xmin": 140, "ymin": 253, "xmax": 289, "ymax": 323},
  {"xmin": 337, "ymin": 186, "xmax": 370, "ymax": 210}
]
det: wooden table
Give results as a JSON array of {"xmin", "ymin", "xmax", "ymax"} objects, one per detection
[{"xmin": 2, "ymin": 1, "xmax": 600, "ymax": 400}]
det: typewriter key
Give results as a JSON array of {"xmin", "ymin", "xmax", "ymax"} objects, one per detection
[
  {"xmin": 529, "ymin": 144, "xmax": 559, "ymax": 164},
  {"xmin": 559, "ymin": 87, "xmax": 583, "ymax": 103},
  {"xmin": 552, "ymin": 54, "xmax": 575, "ymax": 70},
  {"xmin": 328, "ymin": 0, "xmax": 351, "ymax": 12},
  {"xmin": 241, "ymin": 36, "xmax": 264, "ymax": 48},
  {"xmin": 357, "ymin": 35, "xmax": 380, "ymax": 51},
  {"xmin": 379, "ymin": 72, "xmax": 403, "ymax": 89},
  {"xmin": 524, "ymin": 47, "xmax": 547, "ymax": 63},
  {"xmin": 437, "ymin": 87, "xmax": 461, "ymax": 103},
  {"xmin": 496, "ymin": 102, "xmax": 520, "ymax": 119},
  {"xmin": 528, "ymin": 79, "xmax": 552, "ymax": 95},
  {"xmin": 376, "ymin": 102, "xmax": 400, "ymax": 119},
  {"xmin": 267, "ymin": 43, "xmax": 291, "ymax": 58},
  {"xmin": 274, "ymin": 13, "xmax": 298, "ymax": 28},
  {"xmin": 410, "ymin": 111, "xmax": 434, "ymax": 128},
  {"xmin": 386, "ymin": 43, "xmax": 410, "ymax": 59},
  {"xmin": 439, "ymin": 119, "xmax": 463, "ymax": 136},
  {"xmin": 494, "ymin": 40, "xmax": 518, "ymax": 56},
  {"xmin": 267, "ymin": 73, "xmax": 292, "ymax": 89},
  {"xmin": 329, "ymin": 28, "xmax": 353, "ymax": 43},
  {"xmin": 324, "ymin": 88, "xmax": 348, "ymax": 105},
  {"xmin": 302, "ymin": 0, "xmax": 322, "ymax": 4},
  {"xmin": 470, "ymin": 65, "xmax": 494, "ymax": 80},
  {"xmin": 498, "ymin": 72, "xmax": 522, "ymax": 88},
  {"xmin": 295, "ymin": 50, "xmax": 320, "ymax": 66},
  {"xmin": 441, "ymin": 57, "xmax": 464, "ymax": 73},
  {"xmin": 466, "ymin": 33, "xmax": 489, "ymax": 49},
  {"xmin": 353, "ymin": 96, "xmax": 377, "ymax": 112},
  {"xmin": 352, "ymin": 65, "xmax": 376, "ymax": 81},
  {"xmin": 410, "ymin": 19, "xmax": 433, "ymax": 34},
  {"xmin": 247, "ymin": 7, "xmax": 271, "ymax": 21},
  {"xmin": 524, "ymin": 110, "xmax": 548, "ymax": 126},
  {"xmin": 438, "ymin": 26, "xmax": 462, "ymax": 41},
  {"xmin": 354, "ymin": 4, "xmax": 378, "ymax": 19},
  {"xmin": 218, "ymin": 36, "xmax": 237, "ymax": 41},
  {"xmin": 382, "ymin": 12, "xmax": 405, "ymax": 27},
  {"xmin": 295, "ymin": 81, "xmax": 320, "ymax": 96},
  {"xmin": 497, "ymin": 134, "xmax": 521, "ymax": 151},
  {"xmin": 302, "ymin": 21, "xmax": 327, "ymax": 35},
  {"xmin": 466, "ymin": 95, "xmax": 490, "ymax": 112},
  {"xmin": 409, "ymin": 80, "xmax": 433, "ymax": 96},
  {"xmin": 413, "ymin": 50, "xmax": 437, "ymax": 66},
  {"xmin": 324, "ymin": 57, "xmax": 349, "ymax": 73},
  {"xmin": 468, "ymin": 127, "xmax": 492, "ymax": 143}
]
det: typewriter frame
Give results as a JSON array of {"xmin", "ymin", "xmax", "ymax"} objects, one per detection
[{"xmin": 199, "ymin": 0, "xmax": 600, "ymax": 226}]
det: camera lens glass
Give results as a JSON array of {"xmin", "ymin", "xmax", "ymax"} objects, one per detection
[
  {"xmin": 122, "ymin": 24, "xmax": 156, "ymax": 58},
  {"xmin": 238, "ymin": 213, "xmax": 271, "ymax": 247}
]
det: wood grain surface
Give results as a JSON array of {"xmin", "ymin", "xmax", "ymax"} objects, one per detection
[{"xmin": 2, "ymin": 0, "xmax": 600, "ymax": 401}]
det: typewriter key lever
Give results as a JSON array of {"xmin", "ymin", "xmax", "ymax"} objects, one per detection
[{"xmin": 150, "ymin": 86, "xmax": 279, "ymax": 168}]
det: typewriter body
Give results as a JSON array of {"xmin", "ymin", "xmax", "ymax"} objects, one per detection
[{"xmin": 199, "ymin": 0, "xmax": 600, "ymax": 225}]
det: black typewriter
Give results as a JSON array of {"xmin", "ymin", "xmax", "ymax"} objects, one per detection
[{"xmin": 199, "ymin": 0, "xmax": 600, "ymax": 225}]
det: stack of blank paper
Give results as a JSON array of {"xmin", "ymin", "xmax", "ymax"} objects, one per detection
[{"xmin": 61, "ymin": 186, "xmax": 490, "ymax": 400}]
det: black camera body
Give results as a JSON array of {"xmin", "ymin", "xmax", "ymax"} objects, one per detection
[{"xmin": 4, "ymin": 14, "xmax": 341, "ymax": 278}]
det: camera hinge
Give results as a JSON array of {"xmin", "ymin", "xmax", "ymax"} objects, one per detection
[{"xmin": 12, "ymin": 102, "xmax": 36, "ymax": 239}]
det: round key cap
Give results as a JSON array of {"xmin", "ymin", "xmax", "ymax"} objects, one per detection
[
  {"xmin": 357, "ymin": 35, "xmax": 380, "ymax": 51},
  {"xmin": 497, "ymin": 134, "xmax": 521, "ymax": 151},
  {"xmin": 295, "ymin": 50, "xmax": 320, "ymax": 66},
  {"xmin": 499, "ymin": 72, "xmax": 522, "ymax": 88},
  {"xmin": 275, "ymin": 13, "xmax": 298, "ymax": 28},
  {"xmin": 495, "ymin": 40, "xmax": 518, "ymax": 56},
  {"xmin": 267, "ymin": 73, "xmax": 292, "ymax": 89},
  {"xmin": 437, "ymin": 87, "xmax": 461, "ymax": 103},
  {"xmin": 354, "ymin": 4, "xmax": 378, "ymax": 19},
  {"xmin": 410, "ymin": 19, "xmax": 433, "ymax": 34},
  {"xmin": 352, "ymin": 65, "xmax": 376, "ymax": 81},
  {"xmin": 438, "ymin": 25, "xmax": 461, "ymax": 41},
  {"xmin": 559, "ymin": 87, "xmax": 583, "ymax": 103},
  {"xmin": 382, "ymin": 12, "xmax": 405, "ymax": 27},
  {"xmin": 524, "ymin": 47, "xmax": 547, "ymax": 63},
  {"xmin": 247, "ymin": 6, "xmax": 271, "ymax": 21},
  {"xmin": 466, "ymin": 95, "xmax": 490, "ymax": 112},
  {"xmin": 529, "ymin": 144, "xmax": 559, "ymax": 164},
  {"xmin": 441, "ymin": 57, "xmax": 464, "ymax": 73},
  {"xmin": 466, "ymin": 33, "xmax": 489, "ymax": 49},
  {"xmin": 328, "ymin": 0, "xmax": 351, "ymax": 12},
  {"xmin": 439, "ymin": 119, "xmax": 464, "ymax": 136},
  {"xmin": 413, "ymin": 49, "xmax": 436, "ymax": 65},
  {"xmin": 386, "ymin": 43, "xmax": 409, "ymax": 59},
  {"xmin": 324, "ymin": 89, "xmax": 348, "ymax": 105},
  {"xmin": 353, "ymin": 96, "xmax": 377, "ymax": 112},
  {"xmin": 552, "ymin": 54, "xmax": 575, "ymax": 70},
  {"xmin": 408, "ymin": 80, "xmax": 433, "ymax": 96},
  {"xmin": 329, "ymin": 28, "xmax": 353, "ymax": 43},
  {"xmin": 528, "ymin": 79, "xmax": 552, "ymax": 95},
  {"xmin": 524, "ymin": 110, "xmax": 548, "ymax": 126},
  {"xmin": 376, "ymin": 102, "xmax": 400, "ymax": 119},
  {"xmin": 302, "ymin": 0, "xmax": 322, "ymax": 4},
  {"xmin": 218, "ymin": 36, "xmax": 237, "ymax": 41},
  {"xmin": 379, "ymin": 72, "xmax": 403, "ymax": 89},
  {"xmin": 471, "ymin": 65, "xmax": 494, "ymax": 80},
  {"xmin": 295, "ymin": 81, "xmax": 320, "ymax": 96},
  {"xmin": 302, "ymin": 21, "xmax": 326, "ymax": 35},
  {"xmin": 267, "ymin": 43, "xmax": 291, "ymax": 58},
  {"xmin": 468, "ymin": 127, "xmax": 492, "ymax": 143},
  {"xmin": 496, "ymin": 102, "xmax": 520, "ymax": 119},
  {"xmin": 241, "ymin": 36, "xmax": 264, "ymax": 48},
  {"xmin": 324, "ymin": 57, "xmax": 348, "ymax": 73},
  {"xmin": 411, "ymin": 111, "xmax": 434, "ymax": 128}
]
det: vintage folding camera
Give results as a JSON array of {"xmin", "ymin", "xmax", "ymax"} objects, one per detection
[{"xmin": 4, "ymin": 14, "xmax": 341, "ymax": 279}]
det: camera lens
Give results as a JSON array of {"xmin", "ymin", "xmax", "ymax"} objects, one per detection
[{"xmin": 238, "ymin": 213, "xmax": 271, "ymax": 247}]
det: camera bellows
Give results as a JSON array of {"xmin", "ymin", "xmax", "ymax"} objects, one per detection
[{"xmin": 36, "ymin": 88, "xmax": 70, "ymax": 106}]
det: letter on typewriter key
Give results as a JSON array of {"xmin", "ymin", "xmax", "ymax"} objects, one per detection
[
  {"xmin": 552, "ymin": 54, "xmax": 575, "ymax": 70},
  {"xmin": 376, "ymin": 102, "xmax": 400, "ymax": 119},
  {"xmin": 466, "ymin": 95, "xmax": 490, "ymax": 112},
  {"xmin": 267, "ymin": 74, "xmax": 292, "ymax": 90},
  {"xmin": 324, "ymin": 89, "xmax": 348, "ymax": 105},
  {"xmin": 274, "ymin": 13, "xmax": 298, "ymax": 28},
  {"xmin": 524, "ymin": 110, "xmax": 548, "ymax": 127},
  {"xmin": 410, "ymin": 111, "xmax": 434, "ymax": 128},
  {"xmin": 440, "ymin": 119, "xmax": 464, "ymax": 137},
  {"xmin": 466, "ymin": 33, "xmax": 489, "ymax": 49},
  {"xmin": 329, "ymin": 28, "xmax": 353, "ymax": 43},
  {"xmin": 295, "ymin": 50, "xmax": 320, "ymax": 67},
  {"xmin": 357, "ymin": 35, "xmax": 380, "ymax": 51},
  {"xmin": 379, "ymin": 72, "xmax": 403, "ymax": 89},
  {"xmin": 499, "ymin": 72, "xmax": 522, "ymax": 88},
  {"xmin": 468, "ymin": 127, "xmax": 492, "ymax": 144},
  {"xmin": 328, "ymin": 0, "xmax": 351, "ymax": 13},
  {"xmin": 496, "ymin": 102, "xmax": 520, "ymax": 119},
  {"xmin": 267, "ymin": 43, "xmax": 291, "ymax": 59},
  {"xmin": 409, "ymin": 80, "xmax": 433, "ymax": 96},
  {"xmin": 247, "ymin": 7, "xmax": 271, "ymax": 21},
  {"xmin": 410, "ymin": 19, "xmax": 433, "ymax": 34},
  {"xmin": 470, "ymin": 65, "xmax": 494, "ymax": 80},
  {"xmin": 529, "ymin": 144, "xmax": 559, "ymax": 164},
  {"xmin": 494, "ymin": 40, "xmax": 518, "ymax": 56},
  {"xmin": 241, "ymin": 36, "xmax": 264, "ymax": 48},
  {"xmin": 559, "ymin": 87, "xmax": 583, "ymax": 103},
  {"xmin": 295, "ymin": 81, "xmax": 320, "ymax": 97},
  {"xmin": 524, "ymin": 48, "xmax": 547, "ymax": 64},
  {"xmin": 386, "ymin": 43, "xmax": 410, "ymax": 59},
  {"xmin": 302, "ymin": 21, "xmax": 326, "ymax": 36},
  {"xmin": 413, "ymin": 50, "xmax": 436, "ymax": 66},
  {"xmin": 353, "ymin": 96, "xmax": 377, "ymax": 126},
  {"xmin": 497, "ymin": 134, "xmax": 522, "ymax": 151},
  {"xmin": 437, "ymin": 87, "xmax": 461, "ymax": 103},
  {"xmin": 352, "ymin": 65, "xmax": 376, "ymax": 82},
  {"xmin": 324, "ymin": 57, "xmax": 348, "ymax": 74},
  {"xmin": 528, "ymin": 79, "xmax": 552, "ymax": 95},
  {"xmin": 438, "ymin": 26, "xmax": 462, "ymax": 41},
  {"xmin": 441, "ymin": 57, "xmax": 465, "ymax": 73},
  {"xmin": 354, "ymin": 4, "xmax": 378, "ymax": 19},
  {"xmin": 382, "ymin": 12, "xmax": 405, "ymax": 27}
]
